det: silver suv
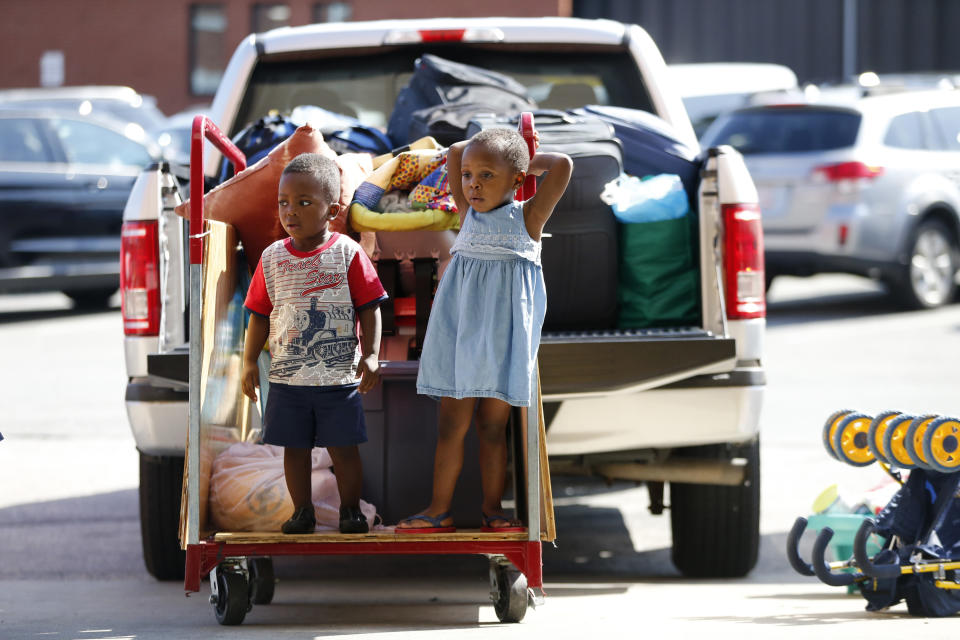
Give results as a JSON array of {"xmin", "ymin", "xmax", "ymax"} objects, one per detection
[{"xmin": 702, "ymin": 88, "xmax": 960, "ymax": 308}]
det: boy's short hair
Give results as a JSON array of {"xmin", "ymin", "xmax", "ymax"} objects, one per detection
[
  {"xmin": 282, "ymin": 153, "xmax": 340, "ymax": 202},
  {"xmin": 467, "ymin": 128, "xmax": 530, "ymax": 174}
]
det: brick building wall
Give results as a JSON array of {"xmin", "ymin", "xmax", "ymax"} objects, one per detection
[{"xmin": 0, "ymin": 0, "xmax": 570, "ymax": 115}]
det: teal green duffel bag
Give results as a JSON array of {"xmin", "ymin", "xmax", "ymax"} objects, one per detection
[{"xmin": 617, "ymin": 212, "xmax": 700, "ymax": 329}]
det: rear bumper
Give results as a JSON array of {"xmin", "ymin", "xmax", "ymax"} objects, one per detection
[
  {"xmin": 125, "ymin": 381, "xmax": 188, "ymax": 456},
  {"xmin": 545, "ymin": 368, "xmax": 764, "ymax": 456}
]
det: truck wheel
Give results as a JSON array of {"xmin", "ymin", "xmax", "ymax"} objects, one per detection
[
  {"xmin": 139, "ymin": 453, "xmax": 186, "ymax": 580},
  {"xmin": 889, "ymin": 219, "xmax": 957, "ymax": 309},
  {"xmin": 669, "ymin": 438, "xmax": 760, "ymax": 578}
]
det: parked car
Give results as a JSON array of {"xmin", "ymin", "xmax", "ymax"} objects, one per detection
[
  {"xmin": 155, "ymin": 105, "xmax": 209, "ymax": 166},
  {"xmin": 0, "ymin": 107, "xmax": 161, "ymax": 306},
  {"xmin": 0, "ymin": 85, "xmax": 167, "ymax": 148},
  {"xmin": 701, "ymin": 88, "xmax": 960, "ymax": 308},
  {"xmin": 668, "ymin": 62, "xmax": 798, "ymax": 139}
]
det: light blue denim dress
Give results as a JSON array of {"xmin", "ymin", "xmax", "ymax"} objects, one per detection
[{"xmin": 416, "ymin": 200, "xmax": 546, "ymax": 407}]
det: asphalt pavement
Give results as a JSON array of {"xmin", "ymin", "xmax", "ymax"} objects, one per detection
[{"xmin": 2, "ymin": 277, "xmax": 960, "ymax": 638}]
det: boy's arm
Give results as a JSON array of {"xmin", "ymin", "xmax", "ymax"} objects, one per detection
[
  {"xmin": 522, "ymin": 152, "xmax": 573, "ymax": 242},
  {"xmin": 355, "ymin": 305, "xmax": 382, "ymax": 393},
  {"xmin": 241, "ymin": 313, "xmax": 269, "ymax": 401},
  {"xmin": 446, "ymin": 141, "xmax": 470, "ymax": 227}
]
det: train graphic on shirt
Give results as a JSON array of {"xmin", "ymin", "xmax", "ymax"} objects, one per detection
[{"xmin": 270, "ymin": 298, "xmax": 358, "ymax": 382}]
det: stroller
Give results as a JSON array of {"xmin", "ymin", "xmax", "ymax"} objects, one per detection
[{"xmin": 788, "ymin": 410, "xmax": 960, "ymax": 616}]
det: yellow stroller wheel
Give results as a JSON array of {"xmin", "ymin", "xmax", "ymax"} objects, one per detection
[
  {"xmin": 822, "ymin": 409, "xmax": 855, "ymax": 460},
  {"xmin": 883, "ymin": 413, "xmax": 918, "ymax": 469},
  {"xmin": 905, "ymin": 415, "xmax": 939, "ymax": 470},
  {"xmin": 868, "ymin": 410, "xmax": 900, "ymax": 465},
  {"xmin": 832, "ymin": 412, "xmax": 875, "ymax": 467},
  {"xmin": 922, "ymin": 416, "xmax": 960, "ymax": 473}
]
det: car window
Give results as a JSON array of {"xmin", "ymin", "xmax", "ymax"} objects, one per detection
[
  {"xmin": 929, "ymin": 106, "xmax": 960, "ymax": 150},
  {"xmin": 884, "ymin": 111, "xmax": 926, "ymax": 149},
  {"xmin": 237, "ymin": 46, "xmax": 651, "ymax": 133},
  {"xmin": 701, "ymin": 107, "xmax": 861, "ymax": 154},
  {"xmin": 49, "ymin": 118, "xmax": 153, "ymax": 168},
  {"xmin": 0, "ymin": 118, "xmax": 52, "ymax": 162}
]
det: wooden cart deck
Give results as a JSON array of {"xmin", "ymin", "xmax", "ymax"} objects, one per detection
[{"xmin": 213, "ymin": 530, "xmax": 530, "ymax": 543}]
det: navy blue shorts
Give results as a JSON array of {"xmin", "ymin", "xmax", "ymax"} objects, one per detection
[{"xmin": 262, "ymin": 382, "xmax": 367, "ymax": 449}]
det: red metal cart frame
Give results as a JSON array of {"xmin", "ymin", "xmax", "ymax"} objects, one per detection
[{"xmin": 182, "ymin": 115, "xmax": 548, "ymax": 625}]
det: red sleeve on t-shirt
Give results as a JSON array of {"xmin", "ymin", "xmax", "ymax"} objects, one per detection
[
  {"xmin": 244, "ymin": 259, "xmax": 272, "ymax": 317},
  {"xmin": 348, "ymin": 249, "xmax": 387, "ymax": 309}
]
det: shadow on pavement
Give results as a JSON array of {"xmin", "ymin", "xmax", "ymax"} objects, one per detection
[
  {"xmin": 0, "ymin": 483, "xmax": 809, "ymax": 588},
  {"xmin": 0, "ymin": 304, "xmax": 118, "ymax": 326},
  {"xmin": 766, "ymin": 289, "xmax": 908, "ymax": 328}
]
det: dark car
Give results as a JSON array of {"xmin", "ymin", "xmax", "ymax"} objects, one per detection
[{"xmin": 0, "ymin": 108, "xmax": 160, "ymax": 306}]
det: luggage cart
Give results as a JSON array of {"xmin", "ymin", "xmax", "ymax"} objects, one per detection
[{"xmin": 180, "ymin": 114, "xmax": 554, "ymax": 625}]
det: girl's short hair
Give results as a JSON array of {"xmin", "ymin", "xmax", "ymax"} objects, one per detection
[
  {"xmin": 282, "ymin": 153, "xmax": 341, "ymax": 202},
  {"xmin": 467, "ymin": 129, "xmax": 530, "ymax": 174}
]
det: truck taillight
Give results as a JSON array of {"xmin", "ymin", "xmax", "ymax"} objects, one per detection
[
  {"xmin": 812, "ymin": 161, "xmax": 883, "ymax": 182},
  {"xmin": 723, "ymin": 203, "xmax": 766, "ymax": 320},
  {"xmin": 120, "ymin": 221, "xmax": 160, "ymax": 336}
]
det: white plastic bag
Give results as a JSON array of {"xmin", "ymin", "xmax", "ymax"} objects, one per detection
[
  {"xmin": 208, "ymin": 442, "xmax": 376, "ymax": 532},
  {"xmin": 600, "ymin": 173, "xmax": 689, "ymax": 223}
]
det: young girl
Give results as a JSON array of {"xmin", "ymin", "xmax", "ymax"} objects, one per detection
[{"xmin": 397, "ymin": 128, "xmax": 572, "ymax": 532}]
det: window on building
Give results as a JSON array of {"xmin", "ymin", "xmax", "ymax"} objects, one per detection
[
  {"xmin": 313, "ymin": 2, "xmax": 351, "ymax": 23},
  {"xmin": 253, "ymin": 4, "xmax": 291, "ymax": 33},
  {"xmin": 190, "ymin": 4, "xmax": 227, "ymax": 96}
]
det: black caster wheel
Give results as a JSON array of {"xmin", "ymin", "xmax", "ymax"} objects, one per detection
[
  {"xmin": 249, "ymin": 557, "xmax": 275, "ymax": 605},
  {"xmin": 212, "ymin": 566, "xmax": 250, "ymax": 625},
  {"xmin": 490, "ymin": 561, "xmax": 528, "ymax": 623}
]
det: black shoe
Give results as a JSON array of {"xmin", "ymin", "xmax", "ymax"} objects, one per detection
[
  {"xmin": 339, "ymin": 505, "xmax": 369, "ymax": 534},
  {"xmin": 281, "ymin": 507, "xmax": 316, "ymax": 534}
]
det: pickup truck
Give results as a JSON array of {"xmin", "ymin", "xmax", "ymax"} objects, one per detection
[{"xmin": 120, "ymin": 16, "xmax": 765, "ymax": 582}]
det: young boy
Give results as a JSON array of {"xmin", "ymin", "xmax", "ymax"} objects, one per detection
[{"xmin": 242, "ymin": 152, "xmax": 387, "ymax": 534}]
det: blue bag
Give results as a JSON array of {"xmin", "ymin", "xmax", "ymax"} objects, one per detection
[{"xmin": 575, "ymin": 105, "xmax": 701, "ymax": 200}]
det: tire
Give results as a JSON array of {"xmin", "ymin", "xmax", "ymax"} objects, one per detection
[
  {"xmin": 248, "ymin": 557, "xmax": 275, "ymax": 605},
  {"xmin": 889, "ymin": 219, "xmax": 957, "ymax": 309},
  {"xmin": 64, "ymin": 288, "xmax": 116, "ymax": 309},
  {"xmin": 670, "ymin": 439, "xmax": 760, "ymax": 578},
  {"xmin": 904, "ymin": 414, "xmax": 938, "ymax": 470},
  {"xmin": 832, "ymin": 412, "xmax": 875, "ymax": 467},
  {"xmin": 139, "ymin": 453, "xmax": 186, "ymax": 581},
  {"xmin": 213, "ymin": 568, "xmax": 249, "ymax": 626},
  {"xmin": 490, "ymin": 562, "xmax": 528, "ymax": 623},
  {"xmin": 922, "ymin": 416, "xmax": 960, "ymax": 473}
]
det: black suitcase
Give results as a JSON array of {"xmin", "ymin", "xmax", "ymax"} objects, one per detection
[
  {"xmin": 407, "ymin": 103, "xmax": 500, "ymax": 147},
  {"xmin": 467, "ymin": 111, "xmax": 624, "ymax": 331},
  {"xmin": 387, "ymin": 54, "xmax": 535, "ymax": 147}
]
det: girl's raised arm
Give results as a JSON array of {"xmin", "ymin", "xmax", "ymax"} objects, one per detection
[
  {"xmin": 523, "ymin": 152, "xmax": 573, "ymax": 242},
  {"xmin": 445, "ymin": 141, "xmax": 470, "ymax": 227}
]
